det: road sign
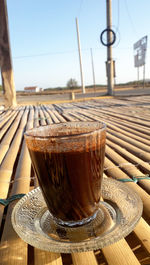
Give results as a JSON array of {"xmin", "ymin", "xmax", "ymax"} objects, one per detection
[{"xmin": 133, "ymin": 36, "xmax": 148, "ymax": 67}]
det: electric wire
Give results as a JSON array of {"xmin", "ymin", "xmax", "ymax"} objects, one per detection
[
  {"xmin": 12, "ymin": 1, "xmax": 142, "ymax": 60},
  {"xmin": 13, "ymin": 45, "xmax": 139, "ymax": 60},
  {"xmin": 116, "ymin": 0, "xmax": 120, "ymax": 30},
  {"xmin": 124, "ymin": 0, "xmax": 138, "ymax": 35},
  {"xmin": 13, "ymin": 50, "xmax": 78, "ymax": 59},
  {"xmin": 77, "ymin": 0, "xmax": 84, "ymax": 18}
]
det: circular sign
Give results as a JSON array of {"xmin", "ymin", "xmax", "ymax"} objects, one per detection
[{"xmin": 100, "ymin": 28, "xmax": 116, "ymax": 47}]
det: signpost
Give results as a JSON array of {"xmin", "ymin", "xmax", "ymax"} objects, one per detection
[{"xmin": 133, "ymin": 36, "xmax": 148, "ymax": 87}]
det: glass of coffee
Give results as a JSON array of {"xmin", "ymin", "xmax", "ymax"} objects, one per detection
[{"xmin": 24, "ymin": 121, "xmax": 106, "ymax": 227}]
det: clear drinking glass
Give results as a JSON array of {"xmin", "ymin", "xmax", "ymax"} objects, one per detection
[{"xmin": 24, "ymin": 121, "xmax": 106, "ymax": 227}]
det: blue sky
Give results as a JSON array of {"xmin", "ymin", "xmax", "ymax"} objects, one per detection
[{"xmin": 4, "ymin": 0, "xmax": 150, "ymax": 90}]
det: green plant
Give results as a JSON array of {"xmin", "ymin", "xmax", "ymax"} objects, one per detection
[{"xmin": 66, "ymin": 78, "xmax": 78, "ymax": 90}]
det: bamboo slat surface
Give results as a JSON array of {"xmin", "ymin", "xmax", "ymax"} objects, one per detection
[{"xmin": 0, "ymin": 95, "xmax": 150, "ymax": 265}]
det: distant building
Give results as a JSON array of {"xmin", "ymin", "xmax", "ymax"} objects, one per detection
[{"xmin": 24, "ymin": 86, "xmax": 43, "ymax": 92}]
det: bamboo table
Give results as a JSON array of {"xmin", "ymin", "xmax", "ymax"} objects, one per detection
[{"xmin": 0, "ymin": 95, "xmax": 150, "ymax": 265}]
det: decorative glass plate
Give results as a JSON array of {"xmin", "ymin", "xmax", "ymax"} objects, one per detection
[{"xmin": 11, "ymin": 178, "xmax": 143, "ymax": 253}]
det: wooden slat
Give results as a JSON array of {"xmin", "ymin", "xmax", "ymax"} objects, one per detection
[
  {"xmin": 95, "ymin": 108, "xmax": 150, "ymax": 128},
  {"xmin": 51, "ymin": 109, "xmax": 67, "ymax": 123},
  {"xmin": 106, "ymin": 118, "xmax": 150, "ymax": 140},
  {"xmin": 69, "ymin": 107, "xmax": 150, "ymax": 143},
  {"xmin": 34, "ymin": 250, "xmax": 63, "ymax": 265},
  {"xmin": 102, "ymin": 239, "xmax": 141, "ymax": 265},
  {"xmin": 108, "ymin": 128, "xmax": 150, "ymax": 153},
  {"xmin": 107, "ymin": 133, "xmax": 150, "ymax": 162},
  {"xmin": 67, "ymin": 110, "xmax": 92, "ymax": 121},
  {"xmin": 74, "ymin": 103, "xmax": 150, "ymax": 136},
  {"xmin": 0, "ymin": 109, "xmax": 10, "ymax": 120},
  {"xmin": 105, "ymin": 145, "xmax": 150, "ymax": 194},
  {"xmin": 0, "ymin": 107, "xmax": 33, "ymax": 265},
  {"xmin": 0, "ymin": 109, "xmax": 16, "ymax": 127},
  {"xmin": 0, "ymin": 108, "xmax": 24, "ymax": 164},
  {"xmin": 33, "ymin": 106, "xmax": 40, "ymax": 128},
  {"xmin": 46, "ymin": 106, "xmax": 61, "ymax": 123},
  {"xmin": 0, "ymin": 201, "xmax": 28, "ymax": 265},
  {"xmin": 71, "ymin": 251, "xmax": 98, "ymax": 265},
  {"xmin": 41, "ymin": 105, "xmax": 53, "ymax": 124},
  {"xmin": 61, "ymin": 112, "xmax": 81, "ymax": 121},
  {"xmin": 106, "ymin": 139, "xmax": 150, "ymax": 176},
  {"xmin": 134, "ymin": 218, "xmax": 150, "ymax": 254},
  {"xmin": 107, "ymin": 123, "xmax": 150, "ymax": 145},
  {"xmin": 39, "ymin": 107, "xmax": 47, "ymax": 126},
  {"xmin": 104, "ymin": 157, "xmax": 150, "ymax": 219},
  {"xmin": 103, "ymin": 175, "xmax": 150, "ymax": 255},
  {"xmin": 0, "ymin": 109, "xmax": 19, "ymax": 140},
  {"xmin": 0, "ymin": 108, "xmax": 28, "ymax": 225}
]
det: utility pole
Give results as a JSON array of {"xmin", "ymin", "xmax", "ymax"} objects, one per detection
[
  {"xmin": 76, "ymin": 17, "xmax": 85, "ymax": 94},
  {"xmin": 106, "ymin": 0, "xmax": 114, "ymax": 95},
  {"xmin": 0, "ymin": 0, "xmax": 17, "ymax": 107},
  {"xmin": 90, "ymin": 48, "xmax": 96, "ymax": 93}
]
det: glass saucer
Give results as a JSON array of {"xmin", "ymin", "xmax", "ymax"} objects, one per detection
[{"xmin": 11, "ymin": 178, "xmax": 143, "ymax": 253}]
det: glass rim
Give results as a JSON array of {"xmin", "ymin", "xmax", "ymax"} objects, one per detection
[{"xmin": 24, "ymin": 121, "xmax": 106, "ymax": 140}]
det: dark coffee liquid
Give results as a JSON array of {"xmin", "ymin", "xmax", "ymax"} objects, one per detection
[{"xmin": 29, "ymin": 144, "xmax": 105, "ymax": 221}]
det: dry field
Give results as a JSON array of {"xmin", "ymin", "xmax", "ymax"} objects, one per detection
[{"xmin": 0, "ymin": 85, "xmax": 150, "ymax": 106}]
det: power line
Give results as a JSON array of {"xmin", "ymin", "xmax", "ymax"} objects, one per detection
[
  {"xmin": 13, "ymin": 49, "xmax": 78, "ymax": 59},
  {"xmin": 124, "ymin": 0, "xmax": 138, "ymax": 35},
  {"xmin": 12, "ymin": 48, "xmax": 103, "ymax": 60},
  {"xmin": 13, "ymin": 44, "xmax": 144, "ymax": 60},
  {"xmin": 77, "ymin": 0, "xmax": 84, "ymax": 18},
  {"xmin": 117, "ymin": 0, "xmax": 120, "ymax": 30}
]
